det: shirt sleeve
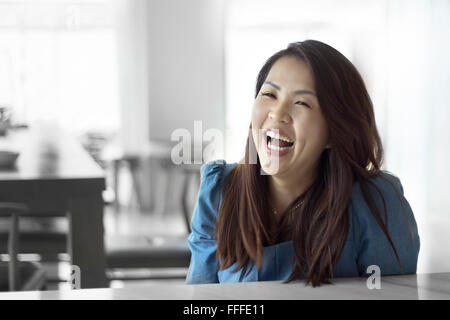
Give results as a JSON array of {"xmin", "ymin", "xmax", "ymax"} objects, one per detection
[
  {"xmin": 351, "ymin": 173, "xmax": 420, "ymax": 277},
  {"xmin": 185, "ymin": 160, "xmax": 227, "ymax": 284}
]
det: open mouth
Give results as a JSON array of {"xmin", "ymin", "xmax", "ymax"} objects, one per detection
[{"xmin": 263, "ymin": 129, "xmax": 295, "ymax": 155}]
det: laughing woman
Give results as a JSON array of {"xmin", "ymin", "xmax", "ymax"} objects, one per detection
[{"xmin": 185, "ymin": 40, "xmax": 420, "ymax": 287}]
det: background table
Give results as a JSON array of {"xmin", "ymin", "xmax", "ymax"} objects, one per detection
[
  {"xmin": 0, "ymin": 273, "xmax": 449, "ymax": 300},
  {"xmin": 0, "ymin": 124, "xmax": 107, "ymax": 288}
]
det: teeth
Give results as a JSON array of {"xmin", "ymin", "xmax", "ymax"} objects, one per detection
[
  {"xmin": 267, "ymin": 141, "xmax": 292, "ymax": 151},
  {"xmin": 266, "ymin": 130, "xmax": 293, "ymax": 143}
]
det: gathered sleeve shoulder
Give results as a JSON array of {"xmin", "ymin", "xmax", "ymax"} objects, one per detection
[
  {"xmin": 350, "ymin": 172, "xmax": 420, "ymax": 277},
  {"xmin": 185, "ymin": 160, "xmax": 230, "ymax": 284}
]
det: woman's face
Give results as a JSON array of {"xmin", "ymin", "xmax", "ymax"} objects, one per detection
[{"xmin": 251, "ymin": 56, "xmax": 330, "ymax": 177}]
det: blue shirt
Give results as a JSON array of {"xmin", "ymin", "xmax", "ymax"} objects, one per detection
[{"xmin": 186, "ymin": 160, "xmax": 420, "ymax": 284}]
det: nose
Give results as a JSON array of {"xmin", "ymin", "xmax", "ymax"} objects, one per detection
[{"xmin": 268, "ymin": 100, "xmax": 291, "ymax": 124}]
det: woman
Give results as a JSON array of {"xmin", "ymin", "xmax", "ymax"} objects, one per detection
[{"xmin": 186, "ymin": 40, "xmax": 420, "ymax": 287}]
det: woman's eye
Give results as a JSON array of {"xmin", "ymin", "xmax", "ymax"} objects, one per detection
[
  {"xmin": 295, "ymin": 100, "xmax": 311, "ymax": 108},
  {"xmin": 261, "ymin": 92, "xmax": 276, "ymax": 98}
]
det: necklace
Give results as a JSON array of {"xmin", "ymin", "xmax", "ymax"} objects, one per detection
[{"xmin": 271, "ymin": 199, "xmax": 305, "ymax": 215}]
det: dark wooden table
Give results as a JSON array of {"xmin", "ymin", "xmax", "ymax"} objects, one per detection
[{"xmin": 0, "ymin": 124, "xmax": 107, "ymax": 288}]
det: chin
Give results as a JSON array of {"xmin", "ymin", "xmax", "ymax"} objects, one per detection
[{"xmin": 259, "ymin": 157, "xmax": 284, "ymax": 176}]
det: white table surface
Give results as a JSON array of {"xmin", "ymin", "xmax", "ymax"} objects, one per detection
[{"xmin": 0, "ymin": 273, "xmax": 449, "ymax": 300}]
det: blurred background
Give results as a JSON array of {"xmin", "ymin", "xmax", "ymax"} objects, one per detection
[{"xmin": 0, "ymin": 0, "xmax": 448, "ymax": 290}]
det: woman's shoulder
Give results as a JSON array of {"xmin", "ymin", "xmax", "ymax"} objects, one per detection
[
  {"xmin": 350, "ymin": 171, "xmax": 405, "ymax": 212},
  {"xmin": 349, "ymin": 171, "xmax": 420, "ymax": 275},
  {"xmin": 200, "ymin": 159, "xmax": 237, "ymax": 186},
  {"xmin": 349, "ymin": 170, "xmax": 418, "ymax": 244},
  {"xmin": 190, "ymin": 160, "xmax": 237, "ymax": 238}
]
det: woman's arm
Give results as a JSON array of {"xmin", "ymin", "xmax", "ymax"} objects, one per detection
[{"xmin": 185, "ymin": 161, "xmax": 227, "ymax": 284}]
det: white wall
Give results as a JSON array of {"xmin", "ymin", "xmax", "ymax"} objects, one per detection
[
  {"xmin": 115, "ymin": 0, "xmax": 226, "ymax": 211},
  {"xmin": 116, "ymin": 0, "xmax": 225, "ymax": 148},
  {"xmin": 382, "ymin": 0, "xmax": 450, "ymax": 273},
  {"xmin": 115, "ymin": 0, "xmax": 150, "ymax": 154},
  {"xmin": 146, "ymin": 0, "xmax": 226, "ymax": 142}
]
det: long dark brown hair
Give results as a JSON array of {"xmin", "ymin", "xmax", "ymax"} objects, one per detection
[{"xmin": 214, "ymin": 40, "xmax": 407, "ymax": 287}]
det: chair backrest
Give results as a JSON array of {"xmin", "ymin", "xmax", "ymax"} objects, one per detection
[{"xmin": 0, "ymin": 202, "xmax": 28, "ymax": 291}]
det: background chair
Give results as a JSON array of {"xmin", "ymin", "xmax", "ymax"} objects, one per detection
[
  {"xmin": 104, "ymin": 163, "xmax": 200, "ymax": 281},
  {"xmin": 0, "ymin": 203, "xmax": 46, "ymax": 291}
]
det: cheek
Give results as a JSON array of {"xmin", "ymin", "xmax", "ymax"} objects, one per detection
[
  {"xmin": 295, "ymin": 114, "xmax": 328, "ymax": 150},
  {"xmin": 251, "ymin": 102, "xmax": 267, "ymax": 128},
  {"xmin": 251, "ymin": 102, "xmax": 268, "ymax": 149},
  {"xmin": 314, "ymin": 115, "xmax": 329, "ymax": 146}
]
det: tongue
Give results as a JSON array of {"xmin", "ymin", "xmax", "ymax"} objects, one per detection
[{"xmin": 271, "ymin": 138, "xmax": 292, "ymax": 148}]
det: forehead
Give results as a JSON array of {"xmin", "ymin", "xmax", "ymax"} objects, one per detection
[{"xmin": 265, "ymin": 56, "xmax": 315, "ymax": 91}]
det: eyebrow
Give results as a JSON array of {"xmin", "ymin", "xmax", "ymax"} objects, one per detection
[{"xmin": 264, "ymin": 81, "xmax": 316, "ymax": 96}]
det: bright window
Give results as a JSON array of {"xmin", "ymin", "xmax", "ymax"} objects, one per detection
[{"xmin": 0, "ymin": 0, "xmax": 120, "ymax": 136}]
